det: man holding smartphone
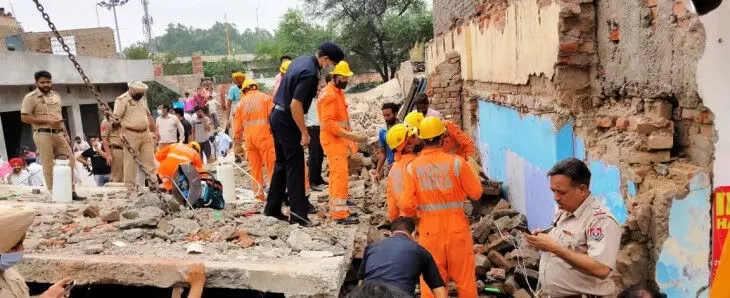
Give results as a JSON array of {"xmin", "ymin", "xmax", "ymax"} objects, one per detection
[{"xmin": 523, "ymin": 158, "xmax": 621, "ymax": 297}]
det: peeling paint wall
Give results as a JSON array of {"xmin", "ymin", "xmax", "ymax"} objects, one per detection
[{"xmin": 426, "ymin": 1, "xmax": 560, "ymax": 84}]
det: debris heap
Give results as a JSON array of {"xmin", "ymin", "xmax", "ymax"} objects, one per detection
[{"xmin": 346, "ymin": 79, "xmax": 403, "ymax": 136}]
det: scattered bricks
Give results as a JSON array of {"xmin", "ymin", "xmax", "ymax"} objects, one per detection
[
  {"xmin": 647, "ymin": 133, "xmax": 674, "ymax": 149},
  {"xmin": 83, "ymin": 205, "xmax": 100, "ymax": 218},
  {"xmin": 475, "ymin": 253, "xmax": 489, "ymax": 268},
  {"xmin": 513, "ymin": 289, "xmax": 532, "ymax": 298},
  {"xmin": 493, "ymin": 216, "xmax": 512, "ymax": 231},
  {"xmin": 700, "ymin": 124, "xmax": 714, "ymax": 138},
  {"xmin": 695, "ymin": 110, "xmax": 712, "ymax": 124},
  {"xmin": 494, "ymin": 199, "xmax": 511, "ymax": 210},
  {"xmin": 83, "ymin": 244, "xmax": 104, "ymax": 255},
  {"xmin": 488, "ymin": 268, "xmax": 506, "ymax": 280},
  {"xmin": 474, "ymin": 244, "xmax": 487, "ymax": 254},
  {"xmin": 101, "ymin": 210, "xmax": 120, "ymax": 222},
  {"xmin": 560, "ymin": 42, "xmax": 579, "ymax": 53},
  {"xmin": 487, "ymin": 250, "xmax": 514, "ymax": 270},
  {"xmin": 491, "ymin": 209, "xmax": 519, "ymax": 219},
  {"xmin": 445, "ymin": 86, "xmax": 461, "ymax": 92},
  {"xmin": 514, "ymin": 267, "xmax": 540, "ymax": 287},
  {"xmin": 487, "ymin": 233, "xmax": 503, "ymax": 244},
  {"xmin": 472, "ymin": 219, "xmax": 492, "ymax": 244},
  {"xmin": 485, "ymin": 235, "xmax": 514, "ymax": 253},
  {"xmin": 628, "ymin": 117, "xmax": 672, "ymax": 134},
  {"xmin": 596, "ymin": 116, "xmax": 614, "ymax": 128},
  {"xmin": 615, "ymin": 117, "xmax": 630, "ymax": 130},
  {"xmin": 645, "ymin": 101, "xmax": 673, "ymax": 120},
  {"xmin": 509, "ymin": 214, "xmax": 527, "ymax": 229},
  {"xmin": 681, "ymin": 108, "xmax": 700, "ymax": 120},
  {"xmin": 622, "ymin": 149, "xmax": 671, "ymax": 164}
]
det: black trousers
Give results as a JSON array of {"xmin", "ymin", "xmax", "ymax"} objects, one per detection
[
  {"xmin": 264, "ymin": 108, "xmax": 308, "ymax": 222},
  {"xmin": 307, "ymin": 126, "xmax": 326, "ymax": 185}
]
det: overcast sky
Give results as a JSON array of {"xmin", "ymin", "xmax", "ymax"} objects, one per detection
[{"xmin": 0, "ymin": 0, "xmax": 302, "ymax": 49}]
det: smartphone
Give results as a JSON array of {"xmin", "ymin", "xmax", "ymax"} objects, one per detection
[{"xmin": 62, "ymin": 280, "xmax": 75, "ymax": 296}]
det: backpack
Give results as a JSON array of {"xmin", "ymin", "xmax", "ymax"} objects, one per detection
[
  {"xmin": 196, "ymin": 176, "xmax": 225, "ymax": 210},
  {"xmin": 172, "ymin": 164, "xmax": 225, "ymax": 210}
]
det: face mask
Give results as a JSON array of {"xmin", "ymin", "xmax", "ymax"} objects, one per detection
[
  {"xmin": 0, "ymin": 252, "xmax": 24, "ymax": 270},
  {"xmin": 132, "ymin": 93, "xmax": 144, "ymax": 100},
  {"xmin": 157, "ymin": 109, "xmax": 163, "ymax": 115},
  {"xmin": 76, "ymin": 140, "xmax": 81, "ymax": 144},
  {"xmin": 336, "ymin": 81, "xmax": 348, "ymax": 90}
]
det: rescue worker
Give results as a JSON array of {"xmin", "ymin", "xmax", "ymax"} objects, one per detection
[
  {"xmin": 101, "ymin": 116, "xmax": 124, "ymax": 182},
  {"xmin": 227, "ymin": 72, "xmax": 246, "ymax": 161},
  {"xmin": 384, "ymin": 124, "xmax": 422, "ymax": 221},
  {"xmin": 233, "ymin": 79, "xmax": 275, "ymax": 201},
  {"xmin": 155, "ymin": 142, "xmax": 204, "ymax": 191},
  {"xmin": 264, "ymin": 41, "xmax": 344, "ymax": 227},
  {"xmin": 400, "ymin": 116, "xmax": 483, "ymax": 298},
  {"xmin": 404, "ymin": 111, "xmax": 424, "ymax": 129},
  {"xmin": 272, "ymin": 59, "xmax": 292, "ymax": 97},
  {"xmin": 113, "ymin": 81, "xmax": 159, "ymax": 190},
  {"xmin": 20, "ymin": 70, "xmax": 85, "ymax": 200},
  {"xmin": 317, "ymin": 61, "xmax": 368, "ymax": 225},
  {"xmin": 523, "ymin": 158, "xmax": 621, "ymax": 297},
  {"xmin": 405, "ymin": 112, "xmax": 475, "ymax": 160}
]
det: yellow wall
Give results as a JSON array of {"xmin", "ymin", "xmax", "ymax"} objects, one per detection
[{"xmin": 426, "ymin": 0, "xmax": 559, "ymax": 85}]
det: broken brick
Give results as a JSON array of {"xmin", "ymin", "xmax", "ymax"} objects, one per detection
[
  {"xmin": 610, "ymin": 28, "xmax": 620, "ymax": 42},
  {"xmin": 695, "ymin": 110, "xmax": 712, "ymax": 124},
  {"xmin": 487, "ymin": 250, "xmax": 514, "ymax": 270},
  {"xmin": 645, "ymin": 101, "xmax": 673, "ymax": 120},
  {"xmin": 700, "ymin": 125, "xmax": 714, "ymax": 138},
  {"xmin": 488, "ymin": 267, "xmax": 507, "ymax": 280},
  {"xmin": 615, "ymin": 117, "xmax": 630, "ymax": 130},
  {"xmin": 681, "ymin": 108, "xmax": 700, "ymax": 120},
  {"xmin": 486, "ymin": 235, "xmax": 514, "ymax": 253},
  {"xmin": 647, "ymin": 133, "xmax": 674, "ymax": 149},
  {"xmin": 622, "ymin": 149, "xmax": 671, "ymax": 164},
  {"xmin": 628, "ymin": 117, "xmax": 672, "ymax": 134},
  {"xmin": 596, "ymin": 116, "xmax": 614, "ymax": 128},
  {"xmin": 560, "ymin": 42, "xmax": 579, "ymax": 53}
]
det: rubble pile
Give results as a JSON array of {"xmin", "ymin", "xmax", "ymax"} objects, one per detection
[
  {"xmin": 466, "ymin": 196, "xmax": 540, "ymax": 298},
  {"xmin": 22, "ymin": 190, "xmax": 353, "ymax": 261},
  {"xmin": 346, "ymin": 79, "xmax": 403, "ymax": 136}
]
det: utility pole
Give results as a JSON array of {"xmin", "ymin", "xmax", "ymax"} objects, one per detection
[
  {"xmin": 255, "ymin": 5, "xmax": 262, "ymax": 46},
  {"xmin": 141, "ymin": 0, "xmax": 153, "ymax": 50},
  {"xmin": 97, "ymin": 0, "xmax": 130, "ymax": 55},
  {"xmin": 95, "ymin": 5, "xmax": 101, "ymax": 27},
  {"xmin": 225, "ymin": 14, "xmax": 231, "ymax": 56}
]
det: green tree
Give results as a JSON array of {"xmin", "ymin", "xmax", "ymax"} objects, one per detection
[
  {"xmin": 149, "ymin": 22, "xmax": 275, "ymax": 56},
  {"xmin": 203, "ymin": 58, "xmax": 248, "ymax": 83},
  {"xmin": 145, "ymin": 81, "xmax": 180, "ymax": 111},
  {"xmin": 255, "ymin": 9, "xmax": 337, "ymax": 66},
  {"xmin": 304, "ymin": 0, "xmax": 433, "ymax": 81},
  {"xmin": 123, "ymin": 44, "xmax": 151, "ymax": 59}
]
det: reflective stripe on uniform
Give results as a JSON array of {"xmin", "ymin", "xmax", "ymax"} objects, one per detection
[
  {"xmin": 243, "ymin": 119, "xmax": 269, "ymax": 127},
  {"xmin": 330, "ymin": 198, "xmax": 348, "ymax": 205},
  {"xmin": 336, "ymin": 121, "xmax": 349, "ymax": 127},
  {"xmin": 454, "ymin": 157, "xmax": 462, "ymax": 177},
  {"xmin": 166, "ymin": 153, "xmax": 192, "ymax": 162},
  {"xmin": 414, "ymin": 162, "xmax": 453, "ymax": 191},
  {"xmin": 330, "ymin": 205, "xmax": 349, "ymax": 212},
  {"xmin": 417, "ymin": 201, "xmax": 464, "ymax": 211}
]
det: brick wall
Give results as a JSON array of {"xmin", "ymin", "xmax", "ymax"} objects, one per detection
[
  {"xmin": 426, "ymin": 51, "xmax": 462, "ymax": 126},
  {"xmin": 22, "ymin": 27, "xmax": 117, "ymax": 58},
  {"xmin": 0, "ymin": 15, "xmax": 22, "ymax": 51},
  {"xmin": 191, "ymin": 56, "xmax": 204, "ymax": 75},
  {"xmin": 432, "ymin": 0, "xmax": 476, "ymax": 36}
]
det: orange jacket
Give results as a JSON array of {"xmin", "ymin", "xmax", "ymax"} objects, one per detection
[
  {"xmin": 233, "ymin": 90, "xmax": 274, "ymax": 141},
  {"xmin": 317, "ymin": 83, "xmax": 357, "ymax": 154},
  {"xmin": 386, "ymin": 153, "xmax": 418, "ymax": 221},
  {"xmin": 401, "ymin": 148, "xmax": 483, "ymax": 231},
  {"xmin": 155, "ymin": 143, "xmax": 204, "ymax": 179},
  {"xmin": 442, "ymin": 120, "xmax": 475, "ymax": 159}
]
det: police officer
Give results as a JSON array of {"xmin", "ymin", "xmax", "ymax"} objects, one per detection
[
  {"xmin": 523, "ymin": 158, "xmax": 621, "ymax": 298},
  {"xmin": 20, "ymin": 70, "xmax": 85, "ymax": 200},
  {"xmin": 100, "ymin": 116, "xmax": 124, "ymax": 182},
  {"xmin": 264, "ymin": 41, "xmax": 344, "ymax": 227},
  {"xmin": 113, "ymin": 81, "xmax": 159, "ymax": 190}
]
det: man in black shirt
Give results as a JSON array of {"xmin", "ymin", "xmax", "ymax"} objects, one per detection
[
  {"xmin": 264, "ymin": 41, "xmax": 345, "ymax": 227},
  {"xmin": 358, "ymin": 217, "xmax": 447, "ymax": 297},
  {"xmin": 175, "ymin": 108, "xmax": 193, "ymax": 144},
  {"xmin": 76, "ymin": 136, "xmax": 112, "ymax": 186}
]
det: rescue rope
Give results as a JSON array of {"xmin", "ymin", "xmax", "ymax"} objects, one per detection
[
  {"xmin": 31, "ymin": 0, "xmax": 159, "ymax": 191},
  {"xmin": 489, "ymin": 216, "xmax": 541, "ymax": 297}
]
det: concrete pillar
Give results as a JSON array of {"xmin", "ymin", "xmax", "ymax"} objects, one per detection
[
  {"xmin": 191, "ymin": 56, "xmax": 203, "ymax": 75},
  {"xmin": 0, "ymin": 113, "xmax": 7, "ymax": 161},
  {"xmin": 70, "ymin": 98, "xmax": 84, "ymax": 140}
]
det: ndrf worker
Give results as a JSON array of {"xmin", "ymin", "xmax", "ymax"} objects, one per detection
[
  {"xmin": 155, "ymin": 142, "xmax": 204, "ymax": 191},
  {"xmin": 384, "ymin": 124, "xmax": 423, "ymax": 222},
  {"xmin": 400, "ymin": 116, "xmax": 483, "ymax": 298},
  {"xmin": 233, "ymin": 79, "xmax": 276, "ymax": 201},
  {"xmin": 113, "ymin": 81, "xmax": 159, "ymax": 190},
  {"xmin": 317, "ymin": 61, "xmax": 368, "ymax": 225},
  {"xmin": 404, "ymin": 112, "xmax": 475, "ymax": 160}
]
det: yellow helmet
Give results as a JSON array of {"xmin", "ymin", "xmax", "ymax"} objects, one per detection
[
  {"xmin": 418, "ymin": 116, "xmax": 447, "ymax": 140},
  {"xmin": 231, "ymin": 72, "xmax": 245, "ymax": 80},
  {"xmin": 280, "ymin": 60, "xmax": 292, "ymax": 74},
  {"xmin": 242, "ymin": 79, "xmax": 258, "ymax": 90},
  {"xmin": 404, "ymin": 111, "xmax": 425, "ymax": 129},
  {"xmin": 330, "ymin": 61, "xmax": 354, "ymax": 77},
  {"xmin": 189, "ymin": 141, "xmax": 201, "ymax": 152},
  {"xmin": 386, "ymin": 124, "xmax": 418, "ymax": 150}
]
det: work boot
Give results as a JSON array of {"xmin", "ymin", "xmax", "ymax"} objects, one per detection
[
  {"xmin": 311, "ymin": 184, "xmax": 325, "ymax": 192},
  {"xmin": 72, "ymin": 192, "xmax": 87, "ymax": 201},
  {"xmin": 308, "ymin": 203, "xmax": 318, "ymax": 214},
  {"xmin": 266, "ymin": 212, "xmax": 289, "ymax": 222},
  {"xmin": 346, "ymin": 200, "xmax": 357, "ymax": 207},
  {"xmin": 334, "ymin": 216, "xmax": 359, "ymax": 225}
]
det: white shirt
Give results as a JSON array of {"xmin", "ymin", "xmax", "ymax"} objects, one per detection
[
  {"xmin": 207, "ymin": 100, "xmax": 220, "ymax": 114},
  {"xmin": 26, "ymin": 163, "xmax": 44, "ymax": 186},
  {"xmin": 305, "ymin": 97, "xmax": 321, "ymax": 127},
  {"xmin": 73, "ymin": 141, "xmax": 90, "ymax": 154},
  {"xmin": 7, "ymin": 170, "xmax": 30, "ymax": 186},
  {"xmin": 156, "ymin": 114, "xmax": 184, "ymax": 144}
]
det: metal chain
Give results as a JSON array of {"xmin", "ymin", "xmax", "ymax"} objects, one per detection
[{"xmin": 32, "ymin": 0, "xmax": 159, "ymax": 190}]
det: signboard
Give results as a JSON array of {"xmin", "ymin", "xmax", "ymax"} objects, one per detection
[
  {"xmin": 50, "ymin": 36, "xmax": 76, "ymax": 55},
  {"xmin": 712, "ymin": 186, "xmax": 730, "ymax": 283}
]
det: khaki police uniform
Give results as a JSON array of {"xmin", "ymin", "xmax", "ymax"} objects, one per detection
[
  {"xmin": 101, "ymin": 119, "xmax": 124, "ymax": 182},
  {"xmin": 538, "ymin": 195, "xmax": 621, "ymax": 298},
  {"xmin": 113, "ymin": 92, "xmax": 156, "ymax": 188},
  {"xmin": 20, "ymin": 89, "xmax": 75, "ymax": 190}
]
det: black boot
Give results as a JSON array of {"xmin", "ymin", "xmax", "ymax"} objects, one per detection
[
  {"xmin": 72, "ymin": 192, "xmax": 87, "ymax": 201},
  {"xmin": 335, "ymin": 216, "xmax": 359, "ymax": 225}
]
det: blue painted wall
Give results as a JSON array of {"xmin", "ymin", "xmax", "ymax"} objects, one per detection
[{"xmin": 588, "ymin": 161, "xmax": 629, "ymax": 224}]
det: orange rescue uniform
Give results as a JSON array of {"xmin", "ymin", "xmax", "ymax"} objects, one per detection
[
  {"xmin": 386, "ymin": 152, "xmax": 417, "ymax": 221},
  {"xmin": 155, "ymin": 143, "xmax": 204, "ymax": 191},
  {"xmin": 317, "ymin": 83, "xmax": 358, "ymax": 220},
  {"xmin": 401, "ymin": 148, "xmax": 483, "ymax": 298},
  {"xmin": 441, "ymin": 120, "xmax": 476, "ymax": 159},
  {"xmin": 233, "ymin": 89, "xmax": 276, "ymax": 201}
]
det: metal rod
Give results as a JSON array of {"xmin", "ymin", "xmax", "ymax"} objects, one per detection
[{"xmin": 112, "ymin": 5, "xmax": 122, "ymax": 54}]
